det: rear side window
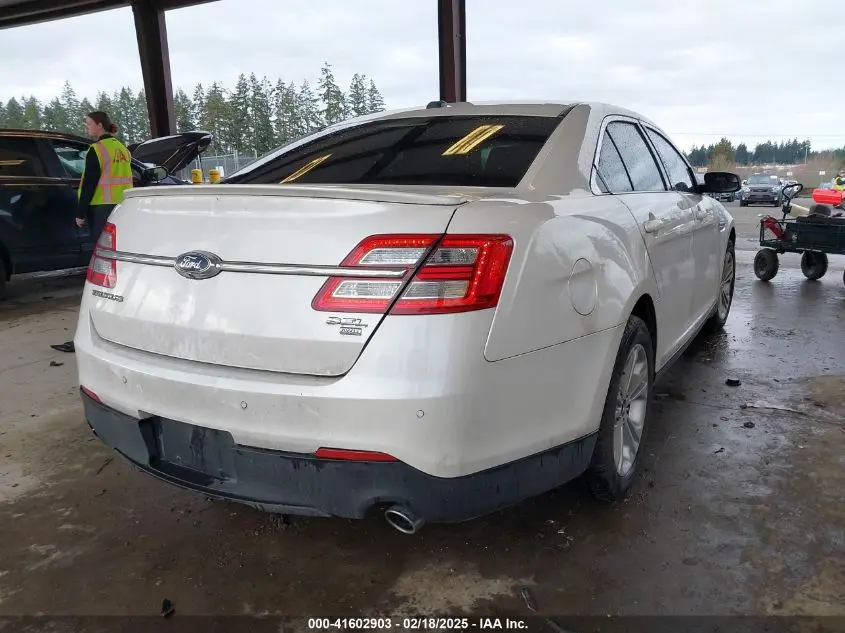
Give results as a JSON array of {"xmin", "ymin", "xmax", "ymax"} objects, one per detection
[
  {"xmin": 645, "ymin": 129, "xmax": 694, "ymax": 192},
  {"xmin": 596, "ymin": 133, "xmax": 633, "ymax": 193},
  {"xmin": 0, "ymin": 136, "xmax": 47, "ymax": 178},
  {"xmin": 50, "ymin": 141, "xmax": 89, "ymax": 178},
  {"xmin": 227, "ymin": 115, "xmax": 563, "ymax": 188},
  {"xmin": 605, "ymin": 122, "xmax": 665, "ymax": 192}
]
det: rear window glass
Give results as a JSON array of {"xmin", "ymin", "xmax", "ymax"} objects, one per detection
[{"xmin": 227, "ymin": 115, "xmax": 563, "ymax": 188}]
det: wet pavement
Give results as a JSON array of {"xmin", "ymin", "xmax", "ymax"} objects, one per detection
[{"xmin": 0, "ymin": 250, "xmax": 843, "ymax": 621}]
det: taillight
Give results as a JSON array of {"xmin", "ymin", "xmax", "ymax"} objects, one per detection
[
  {"xmin": 311, "ymin": 234, "xmax": 513, "ymax": 315},
  {"xmin": 86, "ymin": 223, "xmax": 117, "ymax": 288}
]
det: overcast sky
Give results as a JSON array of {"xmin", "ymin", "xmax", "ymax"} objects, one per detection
[{"xmin": 0, "ymin": 0, "xmax": 840, "ymax": 151}]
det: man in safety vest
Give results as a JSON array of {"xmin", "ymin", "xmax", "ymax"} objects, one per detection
[
  {"xmin": 832, "ymin": 169, "xmax": 845, "ymax": 191},
  {"xmin": 53, "ymin": 112, "xmax": 133, "ymax": 355},
  {"xmin": 73, "ymin": 110, "xmax": 134, "ymax": 239}
]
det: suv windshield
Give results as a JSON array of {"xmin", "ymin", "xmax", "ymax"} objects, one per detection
[
  {"xmin": 747, "ymin": 174, "xmax": 776, "ymax": 185},
  {"xmin": 226, "ymin": 115, "xmax": 563, "ymax": 188}
]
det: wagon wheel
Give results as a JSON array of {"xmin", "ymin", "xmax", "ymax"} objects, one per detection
[
  {"xmin": 754, "ymin": 248, "xmax": 779, "ymax": 281},
  {"xmin": 800, "ymin": 251, "xmax": 828, "ymax": 280}
]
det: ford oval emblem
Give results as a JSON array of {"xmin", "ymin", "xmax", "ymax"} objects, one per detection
[{"xmin": 174, "ymin": 251, "xmax": 222, "ymax": 280}]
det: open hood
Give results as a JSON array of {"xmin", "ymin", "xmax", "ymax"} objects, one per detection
[{"xmin": 130, "ymin": 130, "xmax": 212, "ymax": 173}]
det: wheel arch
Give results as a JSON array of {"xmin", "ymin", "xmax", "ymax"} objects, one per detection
[{"xmin": 628, "ymin": 293, "xmax": 657, "ymax": 358}]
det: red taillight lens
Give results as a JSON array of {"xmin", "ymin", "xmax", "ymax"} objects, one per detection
[
  {"xmin": 80, "ymin": 386, "xmax": 101, "ymax": 403},
  {"xmin": 86, "ymin": 223, "xmax": 117, "ymax": 288},
  {"xmin": 314, "ymin": 448, "xmax": 397, "ymax": 462},
  {"xmin": 311, "ymin": 233, "xmax": 513, "ymax": 315}
]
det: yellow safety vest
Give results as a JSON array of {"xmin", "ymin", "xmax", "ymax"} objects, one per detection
[
  {"xmin": 833, "ymin": 176, "xmax": 845, "ymax": 191},
  {"xmin": 78, "ymin": 137, "xmax": 134, "ymax": 205}
]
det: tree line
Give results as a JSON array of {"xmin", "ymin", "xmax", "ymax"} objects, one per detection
[
  {"xmin": 685, "ymin": 137, "xmax": 845, "ymax": 168},
  {"xmin": 0, "ymin": 62, "xmax": 387, "ymax": 157}
]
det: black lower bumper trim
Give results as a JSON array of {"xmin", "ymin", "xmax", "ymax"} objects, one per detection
[{"xmin": 81, "ymin": 392, "xmax": 597, "ymax": 523}]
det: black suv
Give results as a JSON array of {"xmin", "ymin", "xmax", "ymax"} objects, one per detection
[
  {"xmin": 739, "ymin": 173, "xmax": 782, "ymax": 207},
  {"xmin": 0, "ymin": 129, "xmax": 211, "ymax": 299}
]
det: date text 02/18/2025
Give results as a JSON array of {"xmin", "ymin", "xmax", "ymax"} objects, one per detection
[{"xmin": 307, "ymin": 617, "xmax": 530, "ymax": 630}]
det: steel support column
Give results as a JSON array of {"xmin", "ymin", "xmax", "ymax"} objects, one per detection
[
  {"xmin": 437, "ymin": 0, "xmax": 466, "ymax": 103},
  {"xmin": 132, "ymin": 0, "xmax": 175, "ymax": 137}
]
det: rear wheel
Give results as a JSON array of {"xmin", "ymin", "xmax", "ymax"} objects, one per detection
[
  {"xmin": 754, "ymin": 248, "xmax": 779, "ymax": 281},
  {"xmin": 739, "ymin": 201, "xmax": 748, "ymax": 207},
  {"xmin": 586, "ymin": 315, "xmax": 654, "ymax": 502},
  {"xmin": 801, "ymin": 251, "xmax": 828, "ymax": 280}
]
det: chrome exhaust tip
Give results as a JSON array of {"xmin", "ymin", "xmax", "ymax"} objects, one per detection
[{"xmin": 384, "ymin": 505, "xmax": 424, "ymax": 535}]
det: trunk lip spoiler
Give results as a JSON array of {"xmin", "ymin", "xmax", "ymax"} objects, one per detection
[{"xmin": 97, "ymin": 249, "xmax": 409, "ymax": 279}]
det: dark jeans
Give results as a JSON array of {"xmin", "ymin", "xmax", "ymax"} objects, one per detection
[{"xmin": 88, "ymin": 204, "xmax": 116, "ymax": 243}]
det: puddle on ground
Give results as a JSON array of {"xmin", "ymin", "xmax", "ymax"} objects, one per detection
[{"xmin": 380, "ymin": 562, "xmax": 529, "ymax": 615}]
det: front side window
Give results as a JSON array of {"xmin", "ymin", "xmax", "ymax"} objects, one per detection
[
  {"xmin": 605, "ymin": 122, "xmax": 665, "ymax": 193},
  {"xmin": 645, "ymin": 129, "xmax": 695, "ymax": 192},
  {"xmin": 226, "ymin": 115, "xmax": 564, "ymax": 188},
  {"xmin": 0, "ymin": 137, "xmax": 47, "ymax": 178}
]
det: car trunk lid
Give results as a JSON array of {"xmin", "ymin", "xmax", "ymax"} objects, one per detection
[{"xmin": 86, "ymin": 184, "xmax": 476, "ymax": 376}]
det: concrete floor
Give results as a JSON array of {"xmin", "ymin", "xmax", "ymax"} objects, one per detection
[{"xmin": 0, "ymin": 209, "xmax": 843, "ymax": 620}]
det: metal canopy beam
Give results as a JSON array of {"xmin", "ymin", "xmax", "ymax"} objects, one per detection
[
  {"xmin": 437, "ymin": 0, "xmax": 466, "ymax": 103},
  {"xmin": 132, "ymin": 0, "xmax": 175, "ymax": 137}
]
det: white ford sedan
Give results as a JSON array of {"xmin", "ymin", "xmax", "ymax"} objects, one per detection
[{"xmin": 74, "ymin": 101, "xmax": 739, "ymax": 534}]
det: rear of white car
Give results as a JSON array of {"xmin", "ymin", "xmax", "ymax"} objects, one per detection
[{"xmin": 74, "ymin": 106, "xmax": 627, "ymax": 531}]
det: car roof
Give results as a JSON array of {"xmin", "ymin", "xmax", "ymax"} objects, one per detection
[
  {"xmin": 368, "ymin": 100, "xmax": 658, "ymax": 125},
  {"xmin": 0, "ymin": 127, "xmax": 89, "ymax": 144}
]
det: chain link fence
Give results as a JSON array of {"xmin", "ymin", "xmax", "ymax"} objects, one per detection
[{"xmin": 177, "ymin": 152, "xmax": 260, "ymax": 181}]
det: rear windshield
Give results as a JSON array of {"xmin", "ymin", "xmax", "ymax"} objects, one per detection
[{"xmin": 226, "ymin": 115, "xmax": 563, "ymax": 188}]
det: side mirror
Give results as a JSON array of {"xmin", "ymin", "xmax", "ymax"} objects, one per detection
[
  {"xmin": 703, "ymin": 171, "xmax": 741, "ymax": 194},
  {"xmin": 141, "ymin": 166, "xmax": 169, "ymax": 184}
]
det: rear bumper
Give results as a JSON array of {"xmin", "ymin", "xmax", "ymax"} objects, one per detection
[{"xmin": 82, "ymin": 392, "xmax": 596, "ymax": 522}]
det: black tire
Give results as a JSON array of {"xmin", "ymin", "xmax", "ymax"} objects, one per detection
[
  {"xmin": 800, "ymin": 251, "xmax": 828, "ymax": 280},
  {"xmin": 754, "ymin": 248, "xmax": 779, "ymax": 281},
  {"xmin": 586, "ymin": 315, "xmax": 654, "ymax": 502},
  {"xmin": 704, "ymin": 238, "xmax": 735, "ymax": 332},
  {"xmin": 739, "ymin": 201, "xmax": 748, "ymax": 207},
  {"xmin": 0, "ymin": 257, "xmax": 6, "ymax": 301},
  {"xmin": 842, "ymin": 270, "xmax": 845, "ymax": 287}
]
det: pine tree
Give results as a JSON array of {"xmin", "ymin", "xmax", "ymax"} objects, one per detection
[
  {"xmin": 250, "ymin": 74, "xmax": 275, "ymax": 156},
  {"xmin": 191, "ymin": 84, "xmax": 206, "ymax": 131},
  {"xmin": 272, "ymin": 80, "xmax": 300, "ymax": 146},
  {"xmin": 366, "ymin": 79, "xmax": 385, "ymax": 114},
  {"xmin": 60, "ymin": 81, "xmax": 81, "ymax": 132},
  {"xmin": 174, "ymin": 89, "xmax": 195, "ymax": 133},
  {"xmin": 77, "ymin": 98, "xmax": 94, "ymax": 136},
  {"xmin": 130, "ymin": 90, "xmax": 150, "ymax": 142},
  {"xmin": 200, "ymin": 82, "xmax": 232, "ymax": 155},
  {"xmin": 112, "ymin": 87, "xmax": 138, "ymax": 141},
  {"xmin": 95, "ymin": 91, "xmax": 114, "ymax": 116},
  {"xmin": 5, "ymin": 97, "xmax": 25, "ymax": 128},
  {"xmin": 347, "ymin": 73, "xmax": 368, "ymax": 118},
  {"xmin": 42, "ymin": 98, "xmax": 66, "ymax": 131},
  {"xmin": 229, "ymin": 74, "xmax": 251, "ymax": 153},
  {"xmin": 317, "ymin": 62, "xmax": 347, "ymax": 126},
  {"xmin": 0, "ymin": 100, "xmax": 6, "ymax": 127},
  {"xmin": 298, "ymin": 80, "xmax": 324, "ymax": 135},
  {"xmin": 22, "ymin": 97, "xmax": 43, "ymax": 130}
]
